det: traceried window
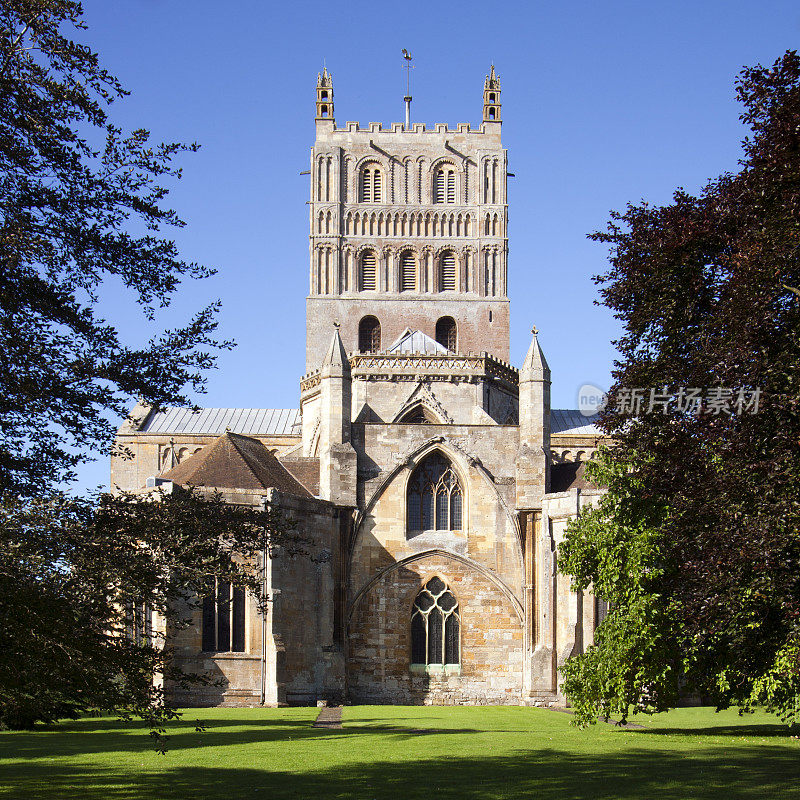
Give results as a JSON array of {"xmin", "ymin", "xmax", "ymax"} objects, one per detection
[
  {"xmin": 407, "ymin": 453, "xmax": 463, "ymax": 533},
  {"xmin": 439, "ymin": 251, "xmax": 456, "ymax": 292},
  {"xmin": 202, "ymin": 581, "xmax": 245, "ymax": 653},
  {"xmin": 433, "ymin": 166, "xmax": 456, "ymax": 204},
  {"xmin": 411, "ymin": 576, "xmax": 460, "ymax": 666},
  {"xmin": 358, "ymin": 315, "xmax": 381, "ymax": 353},
  {"xmin": 360, "ymin": 250, "xmax": 377, "ymax": 291},
  {"xmin": 399, "ymin": 251, "xmax": 417, "ymax": 292},
  {"xmin": 435, "ymin": 316, "xmax": 457, "ymax": 352},
  {"xmin": 360, "ymin": 165, "xmax": 383, "ymax": 203}
]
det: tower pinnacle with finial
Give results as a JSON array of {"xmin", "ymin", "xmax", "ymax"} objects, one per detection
[
  {"xmin": 483, "ymin": 64, "xmax": 502, "ymax": 124},
  {"xmin": 315, "ymin": 66, "xmax": 334, "ymax": 125}
]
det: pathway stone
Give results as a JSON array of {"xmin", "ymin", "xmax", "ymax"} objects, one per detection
[{"xmin": 313, "ymin": 705, "xmax": 343, "ymax": 729}]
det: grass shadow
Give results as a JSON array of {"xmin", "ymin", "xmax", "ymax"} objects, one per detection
[{"xmin": 2, "ymin": 746, "xmax": 799, "ymax": 799}]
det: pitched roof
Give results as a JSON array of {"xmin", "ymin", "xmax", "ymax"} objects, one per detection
[
  {"xmin": 386, "ymin": 328, "xmax": 450, "ymax": 355},
  {"xmin": 138, "ymin": 408, "xmax": 300, "ymax": 436},
  {"xmin": 550, "ymin": 409, "xmax": 602, "ymax": 435},
  {"xmin": 161, "ymin": 432, "xmax": 313, "ymax": 497}
]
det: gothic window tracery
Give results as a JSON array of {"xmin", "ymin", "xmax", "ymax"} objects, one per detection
[
  {"xmin": 407, "ymin": 453, "xmax": 463, "ymax": 533},
  {"xmin": 411, "ymin": 576, "xmax": 460, "ymax": 666}
]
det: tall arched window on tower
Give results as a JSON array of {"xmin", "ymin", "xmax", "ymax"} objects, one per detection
[
  {"xmin": 433, "ymin": 165, "xmax": 456, "ymax": 204},
  {"xmin": 439, "ymin": 251, "xmax": 456, "ymax": 292},
  {"xmin": 358, "ymin": 316, "xmax": 381, "ymax": 353},
  {"xmin": 399, "ymin": 251, "xmax": 417, "ymax": 292},
  {"xmin": 407, "ymin": 452, "xmax": 463, "ymax": 534},
  {"xmin": 360, "ymin": 165, "xmax": 382, "ymax": 203},
  {"xmin": 359, "ymin": 250, "xmax": 377, "ymax": 291},
  {"xmin": 411, "ymin": 576, "xmax": 460, "ymax": 667},
  {"xmin": 435, "ymin": 317, "xmax": 457, "ymax": 352}
]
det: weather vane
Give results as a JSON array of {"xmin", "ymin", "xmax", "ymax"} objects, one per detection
[{"xmin": 402, "ymin": 49, "xmax": 414, "ymax": 130}]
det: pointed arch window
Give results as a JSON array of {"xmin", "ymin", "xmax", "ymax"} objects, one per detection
[
  {"xmin": 359, "ymin": 250, "xmax": 377, "ymax": 291},
  {"xmin": 360, "ymin": 165, "xmax": 383, "ymax": 203},
  {"xmin": 358, "ymin": 315, "xmax": 381, "ymax": 353},
  {"xmin": 399, "ymin": 251, "xmax": 417, "ymax": 292},
  {"xmin": 407, "ymin": 453, "xmax": 463, "ymax": 534},
  {"xmin": 439, "ymin": 251, "xmax": 457, "ymax": 292},
  {"xmin": 411, "ymin": 576, "xmax": 460, "ymax": 666},
  {"xmin": 433, "ymin": 166, "xmax": 456, "ymax": 204}
]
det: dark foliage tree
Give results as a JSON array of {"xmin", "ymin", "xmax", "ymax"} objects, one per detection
[
  {"xmin": 0, "ymin": 3, "xmax": 265, "ymax": 739},
  {"xmin": 560, "ymin": 51, "xmax": 800, "ymax": 726},
  {"xmin": 0, "ymin": 0, "xmax": 228, "ymax": 498},
  {"xmin": 0, "ymin": 487, "xmax": 299, "ymax": 743}
]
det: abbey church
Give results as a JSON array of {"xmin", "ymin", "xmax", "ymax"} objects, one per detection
[{"xmin": 112, "ymin": 67, "xmax": 607, "ymax": 707}]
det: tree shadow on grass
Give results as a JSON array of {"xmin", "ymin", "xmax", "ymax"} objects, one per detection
[
  {"xmin": 635, "ymin": 724, "xmax": 797, "ymax": 738},
  {"xmin": 0, "ymin": 717, "xmax": 342, "ymax": 761},
  {"xmin": 2, "ymin": 746, "xmax": 799, "ymax": 800}
]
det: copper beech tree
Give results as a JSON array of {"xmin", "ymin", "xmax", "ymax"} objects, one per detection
[{"xmin": 560, "ymin": 52, "xmax": 800, "ymax": 726}]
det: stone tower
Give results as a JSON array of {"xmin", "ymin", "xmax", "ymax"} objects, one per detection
[{"xmin": 306, "ymin": 67, "xmax": 510, "ymax": 370}]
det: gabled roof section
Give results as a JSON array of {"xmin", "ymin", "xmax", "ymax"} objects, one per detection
[
  {"xmin": 386, "ymin": 328, "xmax": 450, "ymax": 355},
  {"xmin": 161, "ymin": 432, "xmax": 313, "ymax": 497},
  {"xmin": 551, "ymin": 409, "xmax": 602, "ymax": 436},
  {"xmin": 138, "ymin": 408, "xmax": 300, "ymax": 436},
  {"xmin": 392, "ymin": 380, "xmax": 452, "ymax": 424}
]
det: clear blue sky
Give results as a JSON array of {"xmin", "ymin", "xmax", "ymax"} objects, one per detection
[{"xmin": 75, "ymin": 0, "xmax": 800, "ymax": 491}]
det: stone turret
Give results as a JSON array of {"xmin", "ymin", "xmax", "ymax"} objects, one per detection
[
  {"xmin": 483, "ymin": 64, "xmax": 501, "ymax": 125},
  {"xmin": 318, "ymin": 323, "xmax": 356, "ymax": 505},
  {"xmin": 516, "ymin": 326, "xmax": 551, "ymax": 508},
  {"xmin": 315, "ymin": 67, "xmax": 334, "ymax": 133}
]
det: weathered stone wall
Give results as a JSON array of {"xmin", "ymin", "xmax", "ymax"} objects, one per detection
[
  {"xmin": 347, "ymin": 423, "xmax": 524, "ymax": 703},
  {"xmin": 541, "ymin": 489, "xmax": 605, "ymax": 697},
  {"xmin": 268, "ymin": 492, "xmax": 345, "ymax": 706},
  {"xmin": 306, "ymin": 297, "xmax": 510, "ymax": 370},
  {"xmin": 165, "ymin": 489, "xmax": 343, "ymax": 707},
  {"xmin": 348, "ymin": 551, "xmax": 523, "ymax": 704}
]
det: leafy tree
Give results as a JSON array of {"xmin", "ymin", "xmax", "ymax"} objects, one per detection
[
  {"xmin": 0, "ymin": 0, "xmax": 228, "ymax": 498},
  {"xmin": 560, "ymin": 51, "xmax": 800, "ymax": 726},
  {"xmin": 0, "ymin": 487, "xmax": 298, "ymax": 743},
  {"xmin": 0, "ymin": 3, "xmax": 264, "ymax": 739}
]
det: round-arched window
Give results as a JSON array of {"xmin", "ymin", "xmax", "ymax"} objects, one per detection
[
  {"xmin": 435, "ymin": 316, "xmax": 457, "ymax": 352},
  {"xmin": 358, "ymin": 315, "xmax": 380, "ymax": 353}
]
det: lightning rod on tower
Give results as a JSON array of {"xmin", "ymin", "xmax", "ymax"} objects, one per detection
[{"xmin": 402, "ymin": 49, "xmax": 413, "ymax": 130}]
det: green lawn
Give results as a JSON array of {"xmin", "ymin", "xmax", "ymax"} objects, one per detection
[{"xmin": 1, "ymin": 705, "xmax": 798, "ymax": 799}]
